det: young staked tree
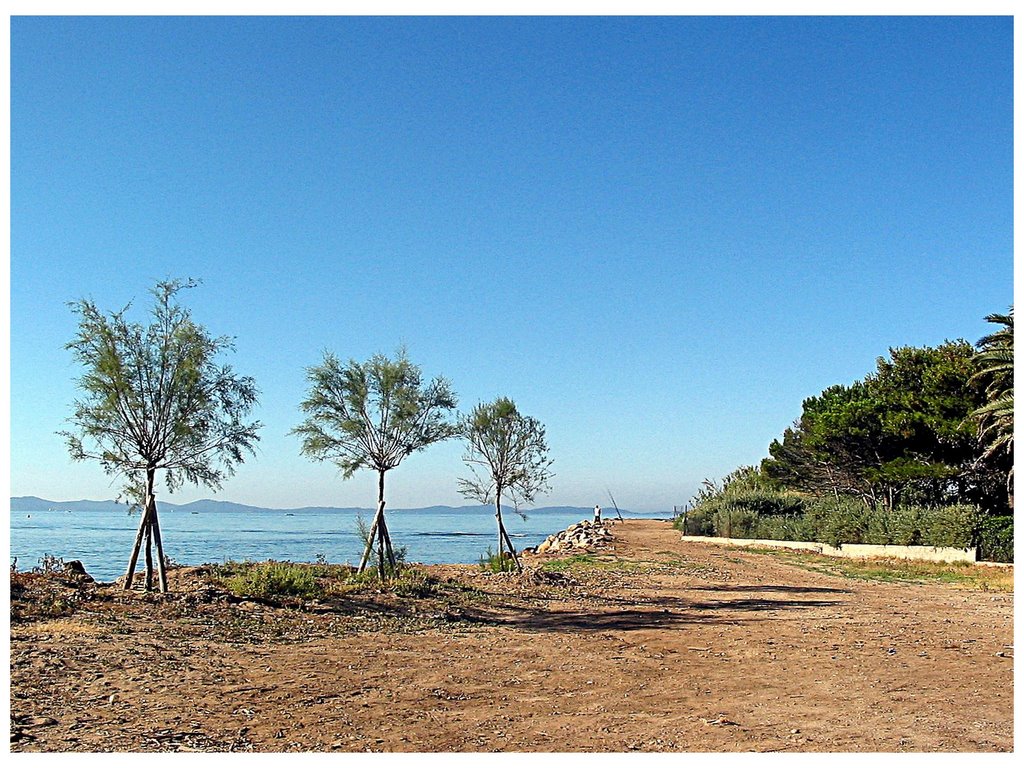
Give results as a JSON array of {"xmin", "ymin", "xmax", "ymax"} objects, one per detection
[
  {"xmin": 458, "ymin": 398, "xmax": 553, "ymax": 572},
  {"xmin": 62, "ymin": 279, "xmax": 261, "ymax": 592},
  {"xmin": 293, "ymin": 350, "xmax": 458, "ymax": 579}
]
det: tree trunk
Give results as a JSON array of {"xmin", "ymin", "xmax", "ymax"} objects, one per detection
[
  {"xmin": 358, "ymin": 500, "xmax": 385, "ymax": 573},
  {"xmin": 378, "ymin": 511, "xmax": 397, "ymax": 570},
  {"xmin": 501, "ymin": 524, "xmax": 522, "ymax": 572},
  {"xmin": 494, "ymin": 492, "xmax": 522, "ymax": 572},
  {"xmin": 124, "ymin": 479, "xmax": 153, "ymax": 589},
  {"xmin": 359, "ymin": 469, "xmax": 396, "ymax": 578},
  {"xmin": 376, "ymin": 520, "xmax": 386, "ymax": 581},
  {"xmin": 377, "ymin": 470, "xmax": 397, "ymax": 573},
  {"xmin": 495, "ymin": 491, "xmax": 504, "ymax": 562}
]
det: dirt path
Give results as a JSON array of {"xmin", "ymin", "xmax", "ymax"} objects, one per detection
[{"xmin": 10, "ymin": 520, "xmax": 1013, "ymax": 752}]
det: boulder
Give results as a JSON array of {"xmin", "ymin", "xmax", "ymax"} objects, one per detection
[{"xmin": 62, "ymin": 560, "xmax": 95, "ymax": 583}]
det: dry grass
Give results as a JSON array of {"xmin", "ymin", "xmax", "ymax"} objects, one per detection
[
  {"xmin": 11, "ymin": 618, "xmax": 107, "ymax": 639},
  {"xmin": 747, "ymin": 548, "xmax": 1014, "ymax": 592}
]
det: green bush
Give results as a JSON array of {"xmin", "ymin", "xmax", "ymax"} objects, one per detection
[
  {"xmin": 391, "ymin": 567, "xmax": 439, "ymax": 597},
  {"xmin": 977, "ymin": 516, "xmax": 1014, "ymax": 563},
  {"xmin": 685, "ymin": 468, "xmax": 997, "ymax": 555},
  {"xmin": 675, "ymin": 508, "xmax": 715, "ymax": 536},
  {"xmin": 682, "ymin": 466, "xmax": 804, "ymax": 538},
  {"xmin": 920, "ymin": 504, "xmax": 983, "ymax": 549},
  {"xmin": 798, "ymin": 496, "xmax": 871, "ymax": 547},
  {"xmin": 751, "ymin": 513, "xmax": 817, "ymax": 542},
  {"xmin": 217, "ymin": 561, "xmax": 324, "ymax": 600},
  {"xmin": 478, "ymin": 548, "xmax": 519, "ymax": 573},
  {"xmin": 883, "ymin": 506, "xmax": 922, "ymax": 545},
  {"xmin": 862, "ymin": 505, "xmax": 896, "ymax": 545}
]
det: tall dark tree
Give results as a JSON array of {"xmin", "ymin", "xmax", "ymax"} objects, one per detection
[
  {"xmin": 458, "ymin": 398, "xmax": 553, "ymax": 572},
  {"xmin": 763, "ymin": 342, "xmax": 982, "ymax": 509},
  {"xmin": 293, "ymin": 350, "xmax": 458, "ymax": 578},
  {"xmin": 971, "ymin": 309, "xmax": 1014, "ymax": 504},
  {"xmin": 62, "ymin": 279, "xmax": 261, "ymax": 592}
]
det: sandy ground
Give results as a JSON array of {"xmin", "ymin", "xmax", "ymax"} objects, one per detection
[{"xmin": 9, "ymin": 519, "xmax": 1014, "ymax": 752}]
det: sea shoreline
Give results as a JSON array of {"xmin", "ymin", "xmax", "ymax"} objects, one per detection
[
  {"xmin": 10, "ymin": 505, "xmax": 672, "ymax": 582},
  {"xmin": 11, "ymin": 519, "xmax": 1012, "ymax": 752}
]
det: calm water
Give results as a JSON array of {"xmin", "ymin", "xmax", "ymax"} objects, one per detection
[{"xmin": 9, "ymin": 507, "xmax": 669, "ymax": 582}]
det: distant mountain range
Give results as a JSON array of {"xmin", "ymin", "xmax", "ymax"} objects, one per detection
[{"xmin": 10, "ymin": 496, "xmax": 639, "ymax": 517}]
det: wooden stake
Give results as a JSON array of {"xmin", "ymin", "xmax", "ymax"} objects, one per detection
[
  {"xmin": 144, "ymin": 517, "xmax": 154, "ymax": 591},
  {"xmin": 150, "ymin": 499, "xmax": 169, "ymax": 592},
  {"xmin": 376, "ymin": 519, "xmax": 386, "ymax": 581},
  {"xmin": 124, "ymin": 493, "xmax": 151, "ymax": 590},
  {"xmin": 378, "ymin": 511, "xmax": 397, "ymax": 571},
  {"xmin": 357, "ymin": 500, "xmax": 386, "ymax": 573}
]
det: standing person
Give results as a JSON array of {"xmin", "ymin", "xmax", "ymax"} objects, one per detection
[{"xmin": 594, "ymin": 504, "xmax": 602, "ymax": 523}]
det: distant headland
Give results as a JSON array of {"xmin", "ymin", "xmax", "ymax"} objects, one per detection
[{"xmin": 10, "ymin": 496, "xmax": 639, "ymax": 517}]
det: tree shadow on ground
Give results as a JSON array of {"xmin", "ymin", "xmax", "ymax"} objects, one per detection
[
  {"xmin": 468, "ymin": 594, "xmax": 843, "ymax": 633},
  {"xmin": 687, "ymin": 584, "xmax": 851, "ymax": 594}
]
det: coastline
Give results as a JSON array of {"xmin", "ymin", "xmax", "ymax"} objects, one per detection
[
  {"xmin": 10, "ymin": 519, "xmax": 1013, "ymax": 752},
  {"xmin": 9, "ymin": 507, "xmax": 671, "ymax": 582}
]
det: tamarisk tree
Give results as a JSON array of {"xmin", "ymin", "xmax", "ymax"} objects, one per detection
[
  {"xmin": 458, "ymin": 397, "xmax": 553, "ymax": 572},
  {"xmin": 62, "ymin": 279, "xmax": 261, "ymax": 592},
  {"xmin": 293, "ymin": 350, "xmax": 458, "ymax": 579}
]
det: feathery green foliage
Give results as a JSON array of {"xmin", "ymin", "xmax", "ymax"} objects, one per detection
[
  {"xmin": 61, "ymin": 279, "xmax": 262, "ymax": 499},
  {"xmin": 459, "ymin": 397, "xmax": 553, "ymax": 573},
  {"xmin": 62, "ymin": 279, "xmax": 262, "ymax": 592},
  {"xmin": 293, "ymin": 348, "xmax": 457, "ymax": 576},
  {"xmin": 458, "ymin": 397, "xmax": 553, "ymax": 512},
  {"xmin": 293, "ymin": 349, "xmax": 458, "ymax": 477}
]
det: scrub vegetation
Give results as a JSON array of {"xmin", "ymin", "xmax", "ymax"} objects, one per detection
[{"xmin": 679, "ymin": 311, "xmax": 1014, "ymax": 562}]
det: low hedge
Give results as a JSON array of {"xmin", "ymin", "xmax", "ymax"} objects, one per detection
[
  {"xmin": 678, "ymin": 497, "xmax": 1013, "ymax": 562},
  {"xmin": 977, "ymin": 516, "xmax": 1014, "ymax": 563}
]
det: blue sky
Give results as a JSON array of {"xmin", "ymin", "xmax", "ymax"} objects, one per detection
[{"xmin": 9, "ymin": 16, "xmax": 1013, "ymax": 511}]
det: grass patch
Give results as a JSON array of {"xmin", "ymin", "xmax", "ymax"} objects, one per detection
[
  {"xmin": 214, "ymin": 561, "xmax": 327, "ymax": 601},
  {"xmin": 391, "ymin": 567, "xmax": 440, "ymax": 598},
  {"xmin": 749, "ymin": 548, "xmax": 1013, "ymax": 592},
  {"xmin": 211, "ymin": 560, "xmax": 452, "ymax": 602},
  {"xmin": 478, "ymin": 548, "xmax": 520, "ymax": 573},
  {"xmin": 541, "ymin": 554, "xmax": 604, "ymax": 572}
]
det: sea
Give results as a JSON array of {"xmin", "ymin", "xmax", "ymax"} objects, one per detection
[{"xmin": 9, "ymin": 506, "xmax": 671, "ymax": 582}]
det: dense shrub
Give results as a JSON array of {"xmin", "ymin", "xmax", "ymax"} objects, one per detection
[
  {"xmin": 751, "ymin": 512, "xmax": 818, "ymax": 543},
  {"xmin": 977, "ymin": 516, "xmax": 1014, "ymax": 563},
  {"xmin": 811, "ymin": 497, "xmax": 872, "ymax": 547},
  {"xmin": 678, "ymin": 466, "xmax": 804, "ymax": 538},
  {"xmin": 919, "ymin": 504, "xmax": 984, "ymax": 549},
  {"xmin": 680, "ymin": 478, "xmax": 999, "ymax": 555}
]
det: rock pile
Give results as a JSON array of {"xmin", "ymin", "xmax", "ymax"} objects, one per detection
[{"xmin": 528, "ymin": 519, "xmax": 613, "ymax": 555}]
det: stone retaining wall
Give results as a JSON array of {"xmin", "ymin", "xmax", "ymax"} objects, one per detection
[{"xmin": 681, "ymin": 535, "xmax": 977, "ymax": 564}]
